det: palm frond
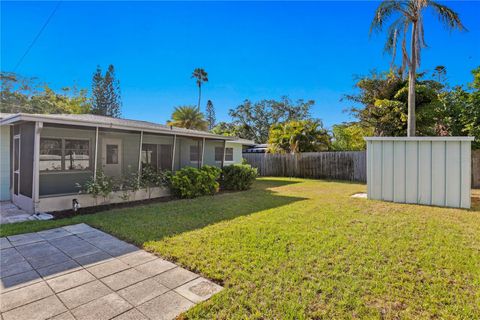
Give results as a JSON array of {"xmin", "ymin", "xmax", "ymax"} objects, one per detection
[
  {"xmin": 428, "ymin": 1, "xmax": 466, "ymax": 31},
  {"xmin": 370, "ymin": 0, "xmax": 402, "ymax": 35},
  {"xmin": 401, "ymin": 23, "xmax": 411, "ymax": 70}
]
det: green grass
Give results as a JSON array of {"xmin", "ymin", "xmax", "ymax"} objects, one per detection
[{"xmin": 2, "ymin": 178, "xmax": 479, "ymax": 319}]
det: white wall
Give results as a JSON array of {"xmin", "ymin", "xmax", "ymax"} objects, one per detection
[
  {"xmin": 0, "ymin": 126, "xmax": 10, "ymax": 201},
  {"xmin": 366, "ymin": 137, "xmax": 473, "ymax": 209}
]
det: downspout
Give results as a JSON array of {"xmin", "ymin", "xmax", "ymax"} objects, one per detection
[
  {"xmin": 197, "ymin": 139, "xmax": 201, "ymax": 169},
  {"xmin": 221, "ymin": 139, "xmax": 227, "ymax": 169},
  {"xmin": 171, "ymin": 134, "xmax": 177, "ymax": 171},
  {"xmin": 137, "ymin": 130, "xmax": 144, "ymax": 184},
  {"xmin": 201, "ymin": 137, "xmax": 206, "ymax": 167},
  {"xmin": 32, "ymin": 121, "xmax": 43, "ymax": 214},
  {"xmin": 93, "ymin": 127, "xmax": 99, "ymax": 180}
]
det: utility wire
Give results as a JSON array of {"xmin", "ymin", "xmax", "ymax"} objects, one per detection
[{"xmin": 13, "ymin": 1, "xmax": 62, "ymax": 72}]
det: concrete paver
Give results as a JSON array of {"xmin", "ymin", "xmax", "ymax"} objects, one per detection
[
  {"xmin": 153, "ymin": 267, "xmax": 199, "ymax": 289},
  {"xmin": 0, "ymin": 224, "xmax": 223, "ymax": 320}
]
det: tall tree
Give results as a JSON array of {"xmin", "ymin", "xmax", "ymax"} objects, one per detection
[
  {"xmin": 167, "ymin": 106, "xmax": 209, "ymax": 131},
  {"xmin": 268, "ymin": 120, "xmax": 331, "ymax": 154},
  {"xmin": 331, "ymin": 123, "xmax": 374, "ymax": 151},
  {"xmin": 91, "ymin": 66, "xmax": 106, "ymax": 115},
  {"xmin": 104, "ymin": 65, "xmax": 122, "ymax": 117},
  {"xmin": 0, "ymin": 72, "xmax": 90, "ymax": 114},
  {"xmin": 229, "ymin": 96, "xmax": 314, "ymax": 143},
  {"xmin": 371, "ymin": 0, "xmax": 465, "ymax": 136},
  {"xmin": 191, "ymin": 68, "xmax": 208, "ymax": 111},
  {"xmin": 347, "ymin": 70, "xmax": 443, "ymax": 136},
  {"xmin": 205, "ymin": 100, "xmax": 216, "ymax": 130},
  {"xmin": 91, "ymin": 65, "xmax": 122, "ymax": 117}
]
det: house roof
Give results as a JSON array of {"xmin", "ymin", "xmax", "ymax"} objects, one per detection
[
  {"xmin": 0, "ymin": 113, "xmax": 253, "ymax": 142},
  {"xmin": 227, "ymin": 138, "xmax": 256, "ymax": 145}
]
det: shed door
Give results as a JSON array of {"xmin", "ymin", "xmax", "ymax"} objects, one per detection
[{"xmin": 102, "ymin": 138, "xmax": 122, "ymax": 178}]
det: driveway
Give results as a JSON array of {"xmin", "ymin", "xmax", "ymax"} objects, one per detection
[{"xmin": 0, "ymin": 224, "xmax": 222, "ymax": 320}]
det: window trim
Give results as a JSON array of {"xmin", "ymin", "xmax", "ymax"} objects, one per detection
[
  {"xmin": 224, "ymin": 147, "xmax": 234, "ymax": 162},
  {"xmin": 39, "ymin": 136, "xmax": 91, "ymax": 173},
  {"xmin": 214, "ymin": 147, "xmax": 224, "ymax": 162},
  {"xmin": 141, "ymin": 143, "xmax": 158, "ymax": 169},
  {"xmin": 189, "ymin": 145, "xmax": 200, "ymax": 163}
]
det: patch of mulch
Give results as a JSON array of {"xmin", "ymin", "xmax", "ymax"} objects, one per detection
[
  {"xmin": 51, "ymin": 196, "xmax": 175, "ymax": 219},
  {"xmin": 50, "ymin": 189, "xmax": 241, "ymax": 219}
]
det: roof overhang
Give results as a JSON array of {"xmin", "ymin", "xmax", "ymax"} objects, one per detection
[{"xmin": 0, "ymin": 113, "xmax": 236, "ymax": 141}]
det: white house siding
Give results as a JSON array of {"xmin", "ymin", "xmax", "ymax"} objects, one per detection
[
  {"xmin": 0, "ymin": 126, "xmax": 10, "ymax": 201},
  {"xmin": 366, "ymin": 137, "xmax": 473, "ymax": 209}
]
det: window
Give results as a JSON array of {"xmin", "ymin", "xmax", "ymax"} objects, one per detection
[
  {"xmin": 106, "ymin": 144, "xmax": 119, "ymax": 164},
  {"xmin": 159, "ymin": 144, "xmax": 172, "ymax": 170},
  {"xmin": 225, "ymin": 148, "xmax": 234, "ymax": 161},
  {"xmin": 65, "ymin": 140, "xmax": 90, "ymax": 170},
  {"xmin": 190, "ymin": 145, "xmax": 200, "ymax": 162},
  {"xmin": 40, "ymin": 138, "xmax": 63, "ymax": 171},
  {"xmin": 40, "ymin": 138, "xmax": 90, "ymax": 171},
  {"xmin": 215, "ymin": 147, "xmax": 223, "ymax": 162},
  {"xmin": 141, "ymin": 144, "xmax": 157, "ymax": 169}
]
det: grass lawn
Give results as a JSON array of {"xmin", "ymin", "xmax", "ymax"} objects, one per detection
[{"xmin": 2, "ymin": 178, "xmax": 479, "ymax": 319}]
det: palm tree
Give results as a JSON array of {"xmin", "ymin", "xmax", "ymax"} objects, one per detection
[
  {"xmin": 167, "ymin": 106, "xmax": 208, "ymax": 131},
  {"xmin": 191, "ymin": 68, "xmax": 208, "ymax": 111},
  {"xmin": 371, "ymin": 0, "xmax": 465, "ymax": 136}
]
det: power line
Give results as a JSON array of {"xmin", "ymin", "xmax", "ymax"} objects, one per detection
[{"xmin": 13, "ymin": 1, "xmax": 62, "ymax": 72}]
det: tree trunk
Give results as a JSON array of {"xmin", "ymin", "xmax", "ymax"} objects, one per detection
[
  {"xmin": 407, "ymin": 23, "xmax": 417, "ymax": 137},
  {"xmin": 198, "ymin": 85, "xmax": 202, "ymax": 112}
]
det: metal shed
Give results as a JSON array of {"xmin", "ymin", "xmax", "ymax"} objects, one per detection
[{"xmin": 365, "ymin": 137, "xmax": 474, "ymax": 209}]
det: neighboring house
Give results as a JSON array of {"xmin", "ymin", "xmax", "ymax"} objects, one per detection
[
  {"xmin": 244, "ymin": 144, "xmax": 268, "ymax": 153},
  {"xmin": 0, "ymin": 113, "xmax": 254, "ymax": 213}
]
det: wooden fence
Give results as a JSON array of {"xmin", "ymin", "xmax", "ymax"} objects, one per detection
[
  {"xmin": 243, "ymin": 151, "xmax": 367, "ymax": 182},
  {"xmin": 244, "ymin": 150, "xmax": 480, "ymax": 187},
  {"xmin": 473, "ymin": 150, "xmax": 480, "ymax": 188}
]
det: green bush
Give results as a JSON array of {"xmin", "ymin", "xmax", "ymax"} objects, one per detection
[
  {"xmin": 222, "ymin": 164, "xmax": 258, "ymax": 191},
  {"xmin": 141, "ymin": 165, "xmax": 170, "ymax": 199},
  {"xmin": 77, "ymin": 170, "xmax": 114, "ymax": 205},
  {"xmin": 170, "ymin": 165, "xmax": 221, "ymax": 198}
]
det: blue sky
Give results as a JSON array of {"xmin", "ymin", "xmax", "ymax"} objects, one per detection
[{"xmin": 1, "ymin": 1, "xmax": 479, "ymax": 128}]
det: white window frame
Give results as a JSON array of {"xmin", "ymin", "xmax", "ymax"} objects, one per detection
[
  {"xmin": 224, "ymin": 147, "xmax": 234, "ymax": 162},
  {"xmin": 39, "ymin": 136, "xmax": 91, "ymax": 173}
]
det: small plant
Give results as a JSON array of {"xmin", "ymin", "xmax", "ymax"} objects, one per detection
[
  {"xmin": 140, "ymin": 165, "xmax": 169, "ymax": 199},
  {"xmin": 222, "ymin": 164, "xmax": 258, "ymax": 191},
  {"xmin": 78, "ymin": 170, "xmax": 114, "ymax": 205},
  {"xmin": 170, "ymin": 165, "xmax": 221, "ymax": 199},
  {"xmin": 120, "ymin": 166, "xmax": 140, "ymax": 201}
]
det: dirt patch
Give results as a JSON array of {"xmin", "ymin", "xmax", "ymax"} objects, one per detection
[{"xmin": 51, "ymin": 196, "xmax": 175, "ymax": 219}]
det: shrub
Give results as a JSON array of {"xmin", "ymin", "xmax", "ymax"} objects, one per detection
[
  {"xmin": 141, "ymin": 165, "xmax": 170, "ymax": 199},
  {"xmin": 222, "ymin": 164, "xmax": 258, "ymax": 191},
  {"xmin": 170, "ymin": 165, "xmax": 221, "ymax": 198},
  {"xmin": 119, "ymin": 166, "xmax": 140, "ymax": 201},
  {"xmin": 78, "ymin": 170, "xmax": 114, "ymax": 205}
]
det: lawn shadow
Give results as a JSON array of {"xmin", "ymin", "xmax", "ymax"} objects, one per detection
[
  {"xmin": 90, "ymin": 178, "xmax": 308, "ymax": 245},
  {"xmin": 0, "ymin": 178, "xmax": 307, "ymax": 290}
]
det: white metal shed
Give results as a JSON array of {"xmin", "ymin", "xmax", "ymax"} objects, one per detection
[{"xmin": 365, "ymin": 137, "xmax": 474, "ymax": 209}]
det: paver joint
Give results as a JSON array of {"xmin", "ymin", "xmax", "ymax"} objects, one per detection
[{"xmin": 0, "ymin": 224, "xmax": 223, "ymax": 320}]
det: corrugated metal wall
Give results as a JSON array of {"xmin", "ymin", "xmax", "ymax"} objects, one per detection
[{"xmin": 366, "ymin": 138, "xmax": 473, "ymax": 209}]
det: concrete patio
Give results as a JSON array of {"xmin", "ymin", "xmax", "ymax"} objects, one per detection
[
  {"xmin": 0, "ymin": 224, "xmax": 222, "ymax": 320},
  {"xmin": 0, "ymin": 202, "xmax": 53, "ymax": 225}
]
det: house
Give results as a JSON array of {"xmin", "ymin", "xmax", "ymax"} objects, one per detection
[
  {"xmin": 0, "ymin": 113, "xmax": 13, "ymax": 201},
  {"xmin": 0, "ymin": 113, "xmax": 255, "ymax": 213},
  {"xmin": 243, "ymin": 143, "xmax": 268, "ymax": 153}
]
